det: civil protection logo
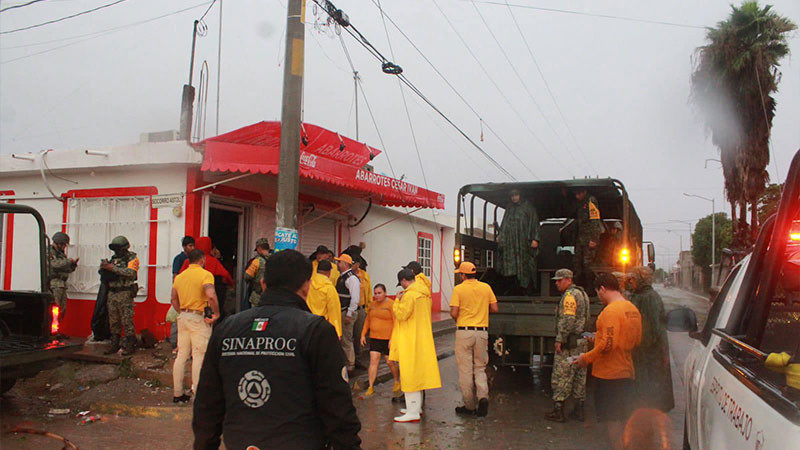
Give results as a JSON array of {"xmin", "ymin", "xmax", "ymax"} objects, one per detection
[{"xmin": 238, "ymin": 370, "xmax": 271, "ymax": 408}]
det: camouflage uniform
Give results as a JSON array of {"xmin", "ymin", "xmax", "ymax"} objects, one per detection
[
  {"xmin": 629, "ymin": 266, "xmax": 674, "ymax": 412},
  {"xmin": 551, "ymin": 285, "xmax": 590, "ymax": 402},
  {"xmin": 498, "ymin": 199, "xmax": 540, "ymax": 289},
  {"xmin": 574, "ymin": 195, "xmax": 603, "ymax": 285},
  {"xmin": 101, "ymin": 236, "xmax": 139, "ymax": 354},
  {"xmin": 245, "ymin": 238, "xmax": 271, "ymax": 307},
  {"xmin": 48, "ymin": 241, "xmax": 77, "ymax": 313}
]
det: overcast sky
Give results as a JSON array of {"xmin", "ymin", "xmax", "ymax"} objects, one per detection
[{"xmin": 1, "ymin": 0, "xmax": 798, "ymax": 268}]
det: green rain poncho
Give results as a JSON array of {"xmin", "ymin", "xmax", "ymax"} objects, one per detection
[
  {"xmin": 498, "ymin": 199, "xmax": 540, "ymax": 289},
  {"xmin": 629, "ymin": 266, "xmax": 674, "ymax": 412}
]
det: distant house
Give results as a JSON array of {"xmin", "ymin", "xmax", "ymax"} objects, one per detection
[{"xmin": 1, "ymin": 122, "xmax": 455, "ymax": 339}]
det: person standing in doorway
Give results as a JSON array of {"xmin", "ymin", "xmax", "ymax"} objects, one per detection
[
  {"xmin": 335, "ymin": 253, "xmax": 361, "ymax": 374},
  {"xmin": 48, "ymin": 232, "xmax": 78, "ymax": 326},
  {"xmin": 575, "ymin": 273, "xmax": 642, "ymax": 450},
  {"xmin": 545, "ymin": 269, "xmax": 590, "ymax": 422},
  {"xmin": 244, "ymin": 238, "xmax": 272, "ymax": 307},
  {"xmin": 180, "ymin": 237, "xmax": 233, "ymax": 318},
  {"xmin": 171, "ymin": 249, "xmax": 220, "ymax": 403},
  {"xmin": 306, "ymin": 259, "xmax": 342, "ymax": 337},
  {"xmin": 360, "ymin": 284, "xmax": 399, "ymax": 396},
  {"xmin": 100, "ymin": 236, "xmax": 139, "ymax": 356},
  {"xmin": 172, "ymin": 236, "xmax": 195, "ymax": 278},
  {"xmin": 393, "ymin": 269, "xmax": 441, "ymax": 423},
  {"xmin": 450, "ymin": 262, "xmax": 498, "ymax": 417}
]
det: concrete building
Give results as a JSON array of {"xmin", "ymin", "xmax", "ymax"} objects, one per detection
[{"xmin": 0, "ymin": 122, "xmax": 455, "ymax": 339}]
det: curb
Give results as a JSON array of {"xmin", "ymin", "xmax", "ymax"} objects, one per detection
[{"xmin": 90, "ymin": 402, "xmax": 192, "ymax": 420}]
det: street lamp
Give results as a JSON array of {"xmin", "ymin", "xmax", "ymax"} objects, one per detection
[{"xmin": 684, "ymin": 193, "xmax": 716, "ymax": 285}]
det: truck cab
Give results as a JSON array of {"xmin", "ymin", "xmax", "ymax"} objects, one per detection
[
  {"xmin": 455, "ymin": 178, "xmax": 653, "ymax": 371},
  {"xmin": 669, "ymin": 149, "xmax": 800, "ymax": 449},
  {"xmin": 0, "ymin": 203, "xmax": 82, "ymax": 394}
]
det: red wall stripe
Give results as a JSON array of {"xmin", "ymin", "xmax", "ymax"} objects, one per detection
[{"xmin": 1, "ymin": 190, "xmax": 14, "ymax": 290}]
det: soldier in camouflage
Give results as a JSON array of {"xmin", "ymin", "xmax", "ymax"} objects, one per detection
[
  {"xmin": 545, "ymin": 268, "xmax": 590, "ymax": 423},
  {"xmin": 100, "ymin": 236, "xmax": 140, "ymax": 355},
  {"xmin": 244, "ymin": 238, "xmax": 271, "ymax": 307},
  {"xmin": 497, "ymin": 189, "xmax": 541, "ymax": 293},
  {"xmin": 48, "ymin": 232, "xmax": 78, "ymax": 324},
  {"xmin": 574, "ymin": 188, "xmax": 604, "ymax": 288}
]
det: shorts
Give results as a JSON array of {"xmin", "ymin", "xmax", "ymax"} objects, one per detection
[
  {"xmin": 593, "ymin": 377, "xmax": 635, "ymax": 423},
  {"xmin": 369, "ymin": 338, "xmax": 390, "ymax": 355}
]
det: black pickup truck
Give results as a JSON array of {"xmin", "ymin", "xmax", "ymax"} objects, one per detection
[{"xmin": 0, "ymin": 203, "xmax": 82, "ymax": 394}]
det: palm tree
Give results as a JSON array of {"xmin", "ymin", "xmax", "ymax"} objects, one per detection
[{"xmin": 690, "ymin": 1, "xmax": 795, "ymax": 243}]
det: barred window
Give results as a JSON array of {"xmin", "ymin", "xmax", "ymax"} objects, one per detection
[{"xmin": 417, "ymin": 234, "xmax": 432, "ymax": 277}]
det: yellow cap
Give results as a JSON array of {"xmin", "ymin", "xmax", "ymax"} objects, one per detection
[
  {"xmin": 335, "ymin": 254, "xmax": 354, "ymax": 265},
  {"xmin": 455, "ymin": 262, "xmax": 477, "ymax": 274}
]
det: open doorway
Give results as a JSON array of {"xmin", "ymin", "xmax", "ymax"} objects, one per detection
[{"xmin": 208, "ymin": 204, "xmax": 244, "ymax": 315}]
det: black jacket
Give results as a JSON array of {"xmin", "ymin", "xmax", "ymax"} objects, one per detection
[{"xmin": 193, "ymin": 289, "xmax": 361, "ymax": 450}]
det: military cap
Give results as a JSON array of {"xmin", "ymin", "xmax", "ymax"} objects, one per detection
[
  {"xmin": 52, "ymin": 232, "xmax": 70, "ymax": 245},
  {"xmin": 254, "ymin": 238, "xmax": 271, "ymax": 251},
  {"xmin": 551, "ymin": 268, "xmax": 574, "ymax": 280}
]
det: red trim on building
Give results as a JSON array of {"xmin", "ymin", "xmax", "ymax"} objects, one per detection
[
  {"xmin": 1, "ymin": 190, "xmax": 14, "ymax": 290},
  {"xmin": 185, "ymin": 168, "xmax": 203, "ymax": 240},
  {"xmin": 439, "ymin": 227, "xmax": 445, "ymax": 311},
  {"xmin": 416, "ymin": 231, "xmax": 439, "ymax": 312},
  {"xmin": 59, "ymin": 186, "xmax": 164, "ymax": 338}
]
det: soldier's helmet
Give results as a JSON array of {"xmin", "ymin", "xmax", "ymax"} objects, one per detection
[
  {"xmin": 52, "ymin": 232, "xmax": 70, "ymax": 245},
  {"xmin": 254, "ymin": 238, "xmax": 271, "ymax": 252},
  {"xmin": 628, "ymin": 266, "xmax": 654, "ymax": 288},
  {"xmin": 109, "ymin": 235, "xmax": 130, "ymax": 252}
]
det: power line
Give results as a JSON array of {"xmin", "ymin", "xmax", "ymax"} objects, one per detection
[
  {"xmin": 501, "ymin": 0, "xmax": 596, "ymax": 174},
  {"xmin": 198, "ymin": 0, "xmax": 216, "ymax": 21},
  {"xmin": 366, "ymin": 0, "xmax": 537, "ymax": 179},
  {"xmin": 470, "ymin": 0, "xmax": 577, "ymax": 175},
  {"xmin": 468, "ymin": 0, "xmax": 706, "ymax": 29},
  {"xmin": 1, "ymin": 0, "xmax": 130, "ymax": 35},
  {"xmin": 314, "ymin": 0, "xmax": 516, "ymax": 180},
  {"xmin": 0, "ymin": 2, "xmax": 210, "ymax": 63},
  {"xmin": 0, "ymin": 0, "xmax": 48, "ymax": 13}
]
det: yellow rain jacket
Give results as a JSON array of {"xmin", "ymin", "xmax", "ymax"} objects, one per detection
[
  {"xmin": 306, "ymin": 273, "xmax": 342, "ymax": 337},
  {"xmin": 358, "ymin": 270, "xmax": 372, "ymax": 308},
  {"xmin": 392, "ymin": 280, "xmax": 441, "ymax": 392},
  {"xmin": 312, "ymin": 259, "xmax": 340, "ymax": 286},
  {"xmin": 389, "ymin": 273, "xmax": 432, "ymax": 361}
]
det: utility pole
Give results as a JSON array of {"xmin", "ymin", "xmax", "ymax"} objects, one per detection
[
  {"xmin": 274, "ymin": 0, "xmax": 305, "ymax": 251},
  {"xmin": 684, "ymin": 193, "xmax": 716, "ymax": 285}
]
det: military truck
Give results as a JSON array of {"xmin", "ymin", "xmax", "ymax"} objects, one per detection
[
  {"xmin": 0, "ymin": 203, "xmax": 81, "ymax": 394},
  {"xmin": 454, "ymin": 179, "xmax": 653, "ymax": 374}
]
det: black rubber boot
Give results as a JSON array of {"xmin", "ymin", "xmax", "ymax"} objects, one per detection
[
  {"xmin": 121, "ymin": 336, "xmax": 136, "ymax": 356},
  {"xmin": 104, "ymin": 334, "xmax": 121, "ymax": 355},
  {"xmin": 568, "ymin": 400, "xmax": 585, "ymax": 422},
  {"xmin": 544, "ymin": 401, "xmax": 565, "ymax": 422},
  {"xmin": 476, "ymin": 398, "xmax": 489, "ymax": 417}
]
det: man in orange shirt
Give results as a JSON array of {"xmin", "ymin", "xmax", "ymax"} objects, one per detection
[
  {"xmin": 575, "ymin": 272, "xmax": 642, "ymax": 450},
  {"xmin": 450, "ymin": 262, "xmax": 498, "ymax": 417}
]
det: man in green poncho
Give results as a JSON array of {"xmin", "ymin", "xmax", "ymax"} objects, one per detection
[
  {"xmin": 627, "ymin": 266, "xmax": 674, "ymax": 412},
  {"xmin": 497, "ymin": 189, "xmax": 541, "ymax": 293}
]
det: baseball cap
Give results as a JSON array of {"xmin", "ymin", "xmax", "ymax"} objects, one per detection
[
  {"xmin": 335, "ymin": 253, "xmax": 354, "ymax": 265},
  {"xmin": 396, "ymin": 268, "xmax": 415, "ymax": 286},
  {"xmin": 404, "ymin": 261, "xmax": 423, "ymax": 275},
  {"xmin": 454, "ymin": 262, "xmax": 477, "ymax": 274},
  {"xmin": 551, "ymin": 268, "xmax": 574, "ymax": 280}
]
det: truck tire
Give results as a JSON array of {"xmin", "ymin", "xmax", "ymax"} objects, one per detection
[{"xmin": 1, "ymin": 378, "xmax": 17, "ymax": 395}]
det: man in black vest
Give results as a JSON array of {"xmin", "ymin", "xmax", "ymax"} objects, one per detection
[
  {"xmin": 193, "ymin": 250, "xmax": 361, "ymax": 450},
  {"xmin": 335, "ymin": 253, "xmax": 361, "ymax": 374}
]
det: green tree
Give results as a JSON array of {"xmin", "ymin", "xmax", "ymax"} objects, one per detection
[
  {"xmin": 690, "ymin": 2, "xmax": 796, "ymax": 243},
  {"xmin": 691, "ymin": 213, "xmax": 734, "ymax": 274},
  {"xmin": 758, "ymin": 182, "xmax": 783, "ymax": 224}
]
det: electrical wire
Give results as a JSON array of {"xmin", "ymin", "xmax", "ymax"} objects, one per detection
[
  {"xmin": 468, "ymin": 0, "xmax": 706, "ymax": 29},
  {"xmin": 0, "ymin": 2, "xmax": 210, "ymax": 64},
  {"xmin": 198, "ymin": 0, "xmax": 216, "ymax": 21},
  {"xmin": 1, "ymin": 0, "xmax": 131, "ymax": 35},
  {"xmin": 0, "ymin": 0, "xmax": 48, "ymax": 13},
  {"xmin": 470, "ymin": 0, "xmax": 577, "ymax": 175},
  {"xmin": 315, "ymin": 0, "xmax": 516, "ymax": 180},
  {"xmin": 501, "ymin": 0, "xmax": 596, "ymax": 174},
  {"xmin": 367, "ymin": 0, "xmax": 537, "ymax": 179}
]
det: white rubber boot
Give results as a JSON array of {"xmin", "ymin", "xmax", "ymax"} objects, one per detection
[{"xmin": 394, "ymin": 391, "xmax": 422, "ymax": 423}]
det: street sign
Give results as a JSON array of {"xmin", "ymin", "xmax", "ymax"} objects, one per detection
[
  {"xmin": 151, "ymin": 193, "xmax": 184, "ymax": 208},
  {"xmin": 274, "ymin": 227, "xmax": 299, "ymax": 251}
]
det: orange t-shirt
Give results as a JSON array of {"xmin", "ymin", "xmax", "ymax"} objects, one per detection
[
  {"xmin": 362, "ymin": 299, "xmax": 394, "ymax": 340},
  {"xmin": 583, "ymin": 299, "xmax": 642, "ymax": 380}
]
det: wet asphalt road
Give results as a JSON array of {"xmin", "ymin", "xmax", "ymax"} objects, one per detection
[{"xmin": 354, "ymin": 285, "xmax": 711, "ymax": 450}]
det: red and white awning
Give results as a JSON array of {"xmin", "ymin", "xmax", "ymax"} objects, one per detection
[{"xmin": 199, "ymin": 121, "xmax": 445, "ymax": 209}]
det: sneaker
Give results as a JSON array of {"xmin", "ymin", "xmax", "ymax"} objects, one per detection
[
  {"xmin": 476, "ymin": 398, "xmax": 489, "ymax": 417},
  {"xmin": 173, "ymin": 394, "xmax": 191, "ymax": 404},
  {"xmin": 364, "ymin": 387, "xmax": 375, "ymax": 397},
  {"xmin": 455, "ymin": 406, "xmax": 476, "ymax": 416}
]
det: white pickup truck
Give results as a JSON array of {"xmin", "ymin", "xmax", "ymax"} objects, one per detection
[{"xmin": 668, "ymin": 149, "xmax": 800, "ymax": 450}]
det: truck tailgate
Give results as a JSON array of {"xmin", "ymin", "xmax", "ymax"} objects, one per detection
[{"xmin": 0, "ymin": 335, "xmax": 83, "ymax": 368}]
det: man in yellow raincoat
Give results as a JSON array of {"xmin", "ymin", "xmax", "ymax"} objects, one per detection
[
  {"xmin": 392, "ymin": 269, "xmax": 441, "ymax": 423},
  {"xmin": 310, "ymin": 245, "xmax": 339, "ymax": 285},
  {"xmin": 306, "ymin": 259, "xmax": 342, "ymax": 337}
]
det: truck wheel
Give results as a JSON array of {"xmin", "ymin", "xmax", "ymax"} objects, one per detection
[{"xmin": 1, "ymin": 378, "xmax": 17, "ymax": 395}]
